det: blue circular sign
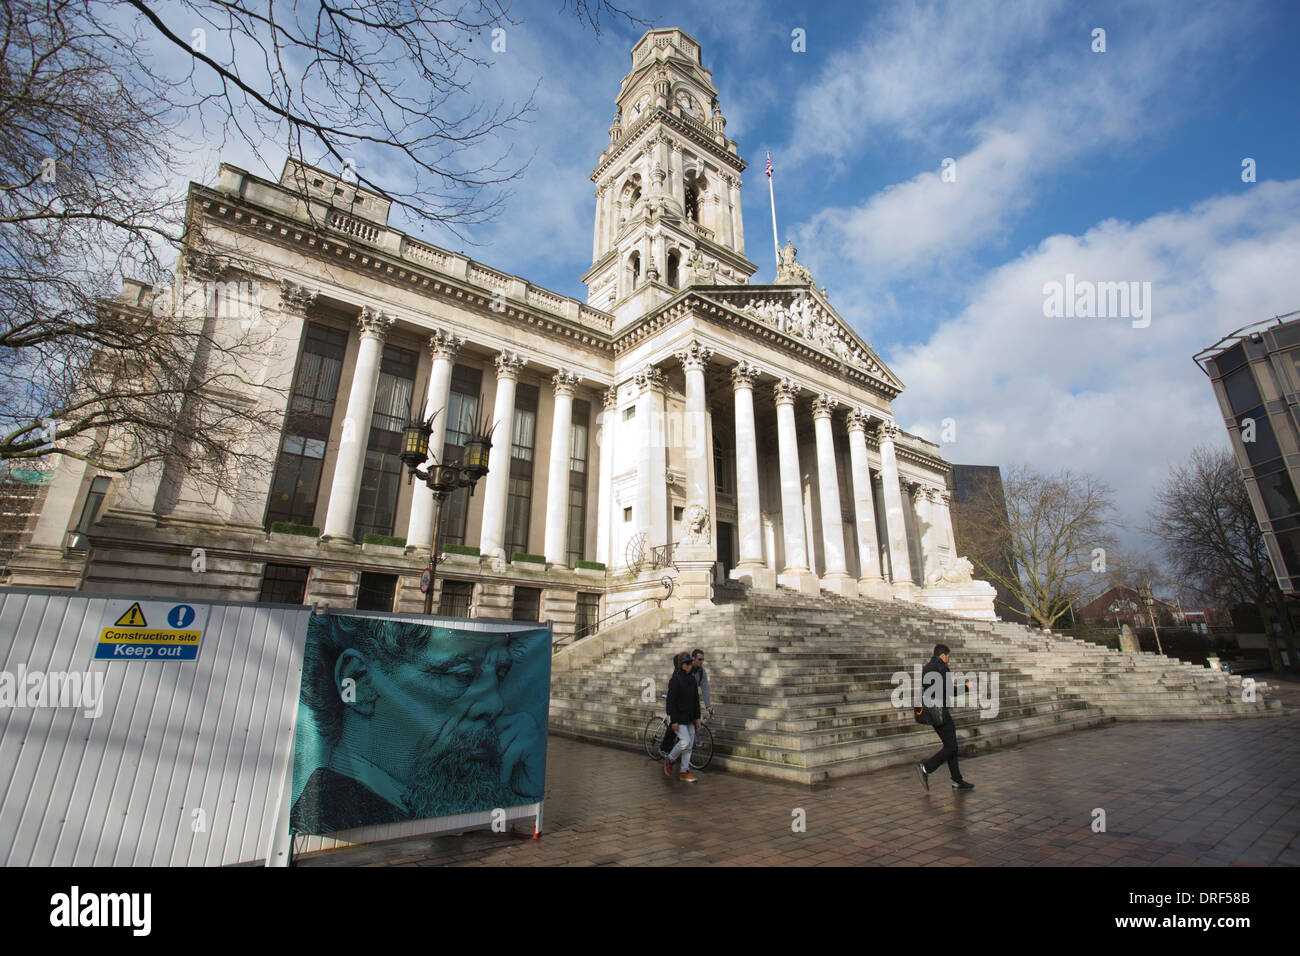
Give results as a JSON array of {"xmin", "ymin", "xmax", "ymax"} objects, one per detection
[{"xmin": 168, "ymin": 604, "xmax": 196, "ymax": 628}]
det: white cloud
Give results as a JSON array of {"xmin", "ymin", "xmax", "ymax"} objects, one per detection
[{"xmin": 891, "ymin": 179, "xmax": 1300, "ymax": 545}]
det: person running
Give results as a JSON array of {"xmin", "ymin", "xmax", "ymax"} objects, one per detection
[
  {"xmin": 665, "ymin": 652, "xmax": 701, "ymax": 783},
  {"xmin": 915, "ymin": 643, "xmax": 975, "ymax": 792}
]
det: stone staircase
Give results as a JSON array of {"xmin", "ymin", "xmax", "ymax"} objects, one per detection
[{"xmin": 548, "ymin": 587, "xmax": 1283, "ymax": 784}]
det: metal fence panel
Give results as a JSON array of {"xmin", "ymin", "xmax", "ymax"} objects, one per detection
[{"xmin": 0, "ymin": 588, "xmax": 310, "ymax": 867}]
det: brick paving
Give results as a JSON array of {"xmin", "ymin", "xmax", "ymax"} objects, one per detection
[{"xmin": 298, "ymin": 680, "xmax": 1300, "ymax": 867}]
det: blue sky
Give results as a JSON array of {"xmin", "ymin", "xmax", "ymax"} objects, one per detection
[{"xmin": 201, "ymin": 0, "xmax": 1300, "ymax": 562}]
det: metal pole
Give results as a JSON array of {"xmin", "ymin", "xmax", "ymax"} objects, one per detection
[
  {"xmin": 424, "ymin": 492, "xmax": 446, "ymax": 616},
  {"xmin": 767, "ymin": 152, "xmax": 779, "ymax": 273}
]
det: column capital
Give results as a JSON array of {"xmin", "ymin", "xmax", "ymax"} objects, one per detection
[
  {"xmin": 730, "ymin": 361, "xmax": 762, "ymax": 391},
  {"xmin": 553, "ymin": 369, "xmax": 582, "ymax": 397},
  {"xmin": 811, "ymin": 394, "xmax": 839, "ymax": 421},
  {"xmin": 494, "ymin": 351, "xmax": 527, "ymax": 380},
  {"xmin": 675, "ymin": 339, "xmax": 714, "ymax": 373},
  {"xmin": 937, "ymin": 489, "xmax": 953, "ymax": 506},
  {"xmin": 429, "ymin": 329, "xmax": 464, "ymax": 361},
  {"xmin": 634, "ymin": 365, "xmax": 665, "ymax": 394},
  {"xmin": 278, "ymin": 280, "xmax": 317, "ymax": 315},
  {"xmin": 846, "ymin": 409, "xmax": 873, "ymax": 434},
  {"xmin": 773, "ymin": 377, "xmax": 801, "ymax": 406},
  {"xmin": 908, "ymin": 481, "xmax": 928, "ymax": 504},
  {"xmin": 878, "ymin": 420, "xmax": 902, "ymax": 443},
  {"xmin": 357, "ymin": 306, "xmax": 395, "ymax": 340},
  {"xmin": 602, "ymin": 385, "xmax": 618, "ymax": 410}
]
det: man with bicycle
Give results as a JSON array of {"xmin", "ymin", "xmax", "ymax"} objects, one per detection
[
  {"xmin": 665, "ymin": 652, "xmax": 701, "ymax": 783},
  {"xmin": 691, "ymin": 649, "xmax": 714, "ymax": 719}
]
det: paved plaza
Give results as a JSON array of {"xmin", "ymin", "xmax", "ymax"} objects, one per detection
[{"xmin": 299, "ymin": 683, "xmax": 1300, "ymax": 867}]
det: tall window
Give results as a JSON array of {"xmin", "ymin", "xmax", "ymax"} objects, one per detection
[
  {"xmin": 354, "ymin": 344, "xmax": 417, "ymax": 540},
  {"xmin": 504, "ymin": 383, "xmax": 539, "ymax": 558},
  {"xmin": 567, "ymin": 399, "xmax": 591, "ymax": 565},
  {"xmin": 714, "ymin": 435, "xmax": 733, "ymax": 495},
  {"xmin": 356, "ymin": 572, "xmax": 397, "ymax": 612},
  {"xmin": 438, "ymin": 580, "xmax": 473, "ymax": 618},
  {"xmin": 267, "ymin": 323, "xmax": 348, "ymax": 527},
  {"xmin": 575, "ymin": 592, "xmax": 601, "ymax": 639},
  {"xmin": 511, "ymin": 586, "xmax": 541, "ymax": 623},
  {"xmin": 440, "ymin": 364, "xmax": 483, "ymax": 547}
]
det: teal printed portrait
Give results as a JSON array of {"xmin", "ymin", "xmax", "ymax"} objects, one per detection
[{"xmin": 290, "ymin": 615, "xmax": 550, "ymax": 835}]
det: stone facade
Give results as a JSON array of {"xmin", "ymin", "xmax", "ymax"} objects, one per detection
[{"xmin": 2, "ymin": 27, "xmax": 996, "ymax": 630}]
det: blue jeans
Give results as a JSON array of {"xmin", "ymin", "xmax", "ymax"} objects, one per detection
[{"xmin": 668, "ymin": 722, "xmax": 695, "ymax": 770}]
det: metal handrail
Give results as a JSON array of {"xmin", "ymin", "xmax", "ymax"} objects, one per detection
[{"xmin": 553, "ymin": 575, "xmax": 674, "ymax": 653}]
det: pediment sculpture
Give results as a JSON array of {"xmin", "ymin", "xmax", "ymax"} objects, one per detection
[{"xmin": 735, "ymin": 294, "xmax": 883, "ymax": 374}]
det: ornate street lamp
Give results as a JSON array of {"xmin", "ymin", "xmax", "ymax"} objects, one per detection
[
  {"xmin": 1137, "ymin": 582, "xmax": 1164, "ymax": 656},
  {"xmin": 402, "ymin": 405, "xmax": 495, "ymax": 615}
]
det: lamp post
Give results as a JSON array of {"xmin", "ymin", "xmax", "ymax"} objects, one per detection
[
  {"xmin": 400, "ymin": 409, "xmax": 493, "ymax": 615},
  {"xmin": 1137, "ymin": 582, "xmax": 1164, "ymax": 656}
]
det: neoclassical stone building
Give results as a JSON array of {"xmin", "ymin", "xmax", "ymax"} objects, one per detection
[{"xmin": 5, "ymin": 28, "xmax": 995, "ymax": 636}]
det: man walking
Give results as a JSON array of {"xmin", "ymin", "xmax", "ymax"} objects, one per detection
[
  {"xmin": 691, "ymin": 649, "xmax": 714, "ymax": 718},
  {"xmin": 915, "ymin": 643, "xmax": 975, "ymax": 792},
  {"xmin": 665, "ymin": 652, "xmax": 701, "ymax": 783}
]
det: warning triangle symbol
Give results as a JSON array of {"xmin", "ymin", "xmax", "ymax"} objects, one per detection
[{"xmin": 114, "ymin": 602, "xmax": 148, "ymax": 627}]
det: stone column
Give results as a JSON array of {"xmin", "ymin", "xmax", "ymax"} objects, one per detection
[
  {"xmin": 729, "ymin": 176, "xmax": 744, "ymax": 251},
  {"xmin": 914, "ymin": 484, "xmax": 939, "ymax": 585},
  {"xmin": 935, "ymin": 489, "xmax": 957, "ymax": 561},
  {"xmin": 478, "ymin": 351, "xmax": 527, "ymax": 562},
  {"xmin": 676, "ymin": 341, "xmax": 713, "ymax": 517},
  {"xmin": 635, "ymin": 365, "xmax": 667, "ymax": 552},
  {"xmin": 595, "ymin": 386, "xmax": 617, "ymax": 568},
  {"xmin": 774, "ymin": 378, "xmax": 817, "ymax": 593},
  {"xmin": 405, "ymin": 330, "xmax": 463, "ymax": 552},
  {"xmin": 592, "ymin": 186, "xmax": 604, "ymax": 261},
  {"xmin": 321, "ymin": 307, "xmax": 394, "ymax": 542},
  {"xmin": 812, "ymin": 395, "xmax": 855, "ymax": 597},
  {"xmin": 669, "ymin": 143, "xmax": 684, "ymax": 212},
  {"xmin": 877, "ymin": 420, "xmax": 915, "ymax": 596},
  {"xmin": 846, "ymin": 410, "xmax": 890, "ymax": 598},
  {"xmin": 718, "ymin": 181, "xmax": 735, "ymax": 248},
  {"xmin": 603, "ymin": 182, "xmax": 616, "ymax": 252},
  {"xmin": 729, "ymin": 361, "xmax": 772, "ymax": 589},
  {"xmin": 543, "ymin": 370, "xmax": 581, "ymax": 565},
  {"xmin": 673, "ymin": 340, "xmax": 716, "ymax": 605}
]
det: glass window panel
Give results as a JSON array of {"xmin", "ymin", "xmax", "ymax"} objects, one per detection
[
  {"xmin": 1223, "ymin": 366, "xmax": 1262, "ymax": 415},
  {"xmin": 1258, "ymin": 468, "xmax": 1300, "ymax": 520},
  {"xmin": 1238, "ymin": 408, "xmax": 1282, "ymax": 466}
]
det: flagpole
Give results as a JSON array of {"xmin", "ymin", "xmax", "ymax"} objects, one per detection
[{"xmin": 766, "ymin": 151, "xmax": 779, "ymax": 274}]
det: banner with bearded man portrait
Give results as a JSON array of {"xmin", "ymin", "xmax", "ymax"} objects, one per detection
[{"xmin": 289, "ymin": 613, "xmax": 550, "ymax": 836}]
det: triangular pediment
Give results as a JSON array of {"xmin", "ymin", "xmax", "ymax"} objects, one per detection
[{"xmin": 693, "ymin": 286, "xmax": 905, "ymax": 393}]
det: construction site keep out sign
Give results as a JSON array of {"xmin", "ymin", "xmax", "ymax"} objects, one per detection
[{"xmin": 95, "ymin": 600, "xmax": 210, "ymax": 661}]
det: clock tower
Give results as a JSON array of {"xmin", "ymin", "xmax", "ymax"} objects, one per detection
[{"xmin": 583, "ymin": 28, "xmax": 756, "ymax": 327}]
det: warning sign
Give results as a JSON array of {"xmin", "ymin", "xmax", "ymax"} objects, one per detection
[
  {"xmin": 96, "ymin": 599, "xmax": 210, "ymax": 661},
  {"xmin": 114, "ymin": 602, "xmax": 148, "ymax": 627}
]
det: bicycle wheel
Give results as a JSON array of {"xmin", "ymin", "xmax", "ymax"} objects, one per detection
[
  {"xmin": 643, "ymin": 715, "xmax": 667, "ymax": 759},
  {"xmin": 689, "ymin": 724, "xmax": 714, "ymax": 770}
]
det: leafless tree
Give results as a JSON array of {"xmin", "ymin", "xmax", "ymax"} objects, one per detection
[
  {"xmin": 1148, "ymin": 445, "xmax": 1297, "ymax": 673},
  {"xmin": 958, "ymin": 464, "xmax": 1120, "ymax": 629},
  {"xmin": 1, "ymin": 0, "xmax": 645, "ymax": 491}
]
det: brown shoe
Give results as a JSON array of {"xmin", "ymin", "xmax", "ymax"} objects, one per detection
[
  {"xmin": 664, "ymin": 756, "xmax": 674, "ymax": 777},
  {"xmin": 680, "ymin": 772, "xmax": 698, "ymax": 783}
]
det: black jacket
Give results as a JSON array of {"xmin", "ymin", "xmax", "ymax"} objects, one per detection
[
  {"xmin": 921, "ymin": 655, "xmax": 954, "ymax": 720},
  {"xmin": 666, "ymin": 668, "xmax": 701, "ymax": 726}
]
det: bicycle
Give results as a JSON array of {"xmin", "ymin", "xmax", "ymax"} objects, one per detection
[{"xmin": 643, "ymin": 696, "xmax": 714, "ymax": 770}]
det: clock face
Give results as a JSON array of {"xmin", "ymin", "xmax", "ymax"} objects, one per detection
[
  {"xmin": 675, "ymin": 90, "xmax": 703, "ymax": 120},
  {"xmin": 633, "ymin": 91, "xmax": 651, "ymax": 116}
]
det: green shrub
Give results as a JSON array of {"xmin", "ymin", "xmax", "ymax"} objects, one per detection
[
  {"xmin": 443, "ymin": 543, "xmax": 480, "ymax": 556},
  {"xmin": 574, "ymin": 560, "xmax": 606, "ymax": 571},
  {"xmin": 269, "ymin": 522, "xmax": 319, "ymax": 537},
  {"xmin": 511, "ymin": 552, "xmax": 546, "ymax": 565},
  {"xmin": 362, "ymin": 533, "xmax": 406, "ymax": 547}
]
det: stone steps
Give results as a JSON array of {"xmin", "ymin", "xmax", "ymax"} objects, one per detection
[{"xmin": 548, "ymin": 586, "xmax": 1283, "ymax": 783}]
